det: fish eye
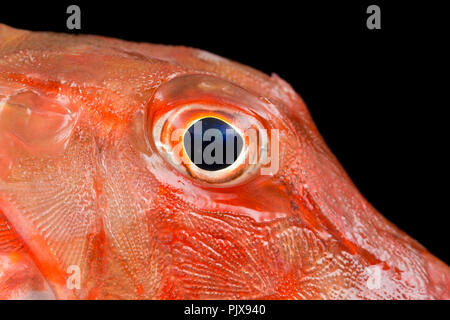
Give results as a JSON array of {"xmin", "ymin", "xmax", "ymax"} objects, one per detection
[
  {"xmin": 183, "ymin": 117, "xmax": 244, "ymax": 171},
  {"xmin": 147, "ymin": 74, "xmax": 276, "ymax": 186}
]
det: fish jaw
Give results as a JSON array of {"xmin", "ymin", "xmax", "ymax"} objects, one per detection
[{"xmin": 0, "ymin": 24, "xmax": 449, "ymax": 299}]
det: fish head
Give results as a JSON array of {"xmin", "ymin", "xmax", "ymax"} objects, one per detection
[{"xmin": 0, "ymin": 24, "xmax": 448, "ymax": 299}]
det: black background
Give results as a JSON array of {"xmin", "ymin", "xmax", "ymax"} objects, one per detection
[{"xmin": 1, "ymin": 1, "xmax": 448, "ymax": 264}]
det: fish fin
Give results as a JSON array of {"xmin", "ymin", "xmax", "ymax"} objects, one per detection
[
  {"xmin": 0, "ymin": 210, "xmax": 55, "ymax": 299},
  {"xmin": 0, "ymin": 209, "xmax": 26, "ymax": 253}
]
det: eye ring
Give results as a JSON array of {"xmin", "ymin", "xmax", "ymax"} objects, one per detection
[{"xmin": 146, "ymin": 74, "xmax": 274, "ymax": 186}]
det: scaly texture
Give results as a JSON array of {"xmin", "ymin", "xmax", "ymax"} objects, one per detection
[{"xmin": 0, "ymin": 24, "xmax": 448, "ymax": 299}]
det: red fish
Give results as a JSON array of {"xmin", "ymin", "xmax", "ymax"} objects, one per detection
[{"xmin": 0, "ymin": 24, "xmax": 448, "ymax": 300}]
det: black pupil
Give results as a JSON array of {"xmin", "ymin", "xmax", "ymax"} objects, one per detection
[{"xmin": 183, "ymin": 117, "xmax": 243, "ymax": 171}]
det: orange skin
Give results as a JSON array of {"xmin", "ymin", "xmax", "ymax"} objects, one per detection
[{"xmin": 0, "ymin": 24, "xmax": 448, "ymax": 300}]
